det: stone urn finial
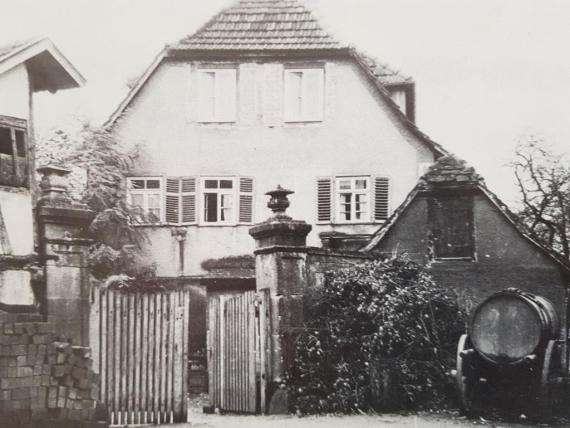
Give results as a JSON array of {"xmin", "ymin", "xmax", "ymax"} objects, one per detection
[
  {"xmin": 266, "ymin": 185, "xmax": 294, "ymax": 220},
  {"xmin": 37, "ymin": 165, "xmax": 71, "ymax": 199}
]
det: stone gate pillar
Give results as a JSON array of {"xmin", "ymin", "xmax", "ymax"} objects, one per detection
[
  {"xmin": 249, "ymin": 186, "xmax": 311, "ymax": 413},
  {"xmin": 36, "ymin": 165, "xmax": 94, "ymax": 346}
]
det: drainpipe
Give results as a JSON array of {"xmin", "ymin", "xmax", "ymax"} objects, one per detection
[{"xmin": 171, "ymin": 228, "xmax": 187, "ymax": 276}]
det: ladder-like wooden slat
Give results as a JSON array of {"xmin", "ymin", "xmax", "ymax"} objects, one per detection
[{"xmin": 181, "ymin": 290, "xmax": 190, "ymax": 420}]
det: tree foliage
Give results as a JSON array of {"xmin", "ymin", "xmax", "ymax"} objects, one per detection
[
  {"xmin": 37, "ymin": 121, "xmax": 154, "ymax": 279},
  {"xmin": 285, "ymin": 257, "xmax": 465, "ymax": 415},
  {"xmin": 511, "ymin": 137, "xmax": 570, "ymax": 260}
]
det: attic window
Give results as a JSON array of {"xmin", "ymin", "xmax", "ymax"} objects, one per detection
[
  {"xmin": 0, "ymin": 116, "xmax": 28, "ymax": 188},
  {"xmin": 429, "ymin": 195, "xmax": 475, "ymax": 259}
]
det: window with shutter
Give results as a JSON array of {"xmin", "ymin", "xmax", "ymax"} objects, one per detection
[
  {"xmin": 317, "ymin": 178, "xmax": 332, "ymax": 223},
  {"xmin": 374, "ymin": 177, "xmax": 390, "ymax": 221},
  {"xmin": 196, "ymin": 69, "xmax": 237, "ymax": 123},
  {"xmin": 239, "ymin": 177, "xmax": 254, "ymax": 224}
]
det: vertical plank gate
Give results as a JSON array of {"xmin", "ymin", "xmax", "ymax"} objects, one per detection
[
  {"xmin": 207, "ymin": 289, "xmax": 271, "ymax": 414},
  {"xmin": 90, "ymin": 286, "xmax": 191, "ymax": 425}
]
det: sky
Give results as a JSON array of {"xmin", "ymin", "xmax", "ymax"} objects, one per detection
[{"xmin": 1, "ymin": 0, "xmax": 569, "ymax": 204}]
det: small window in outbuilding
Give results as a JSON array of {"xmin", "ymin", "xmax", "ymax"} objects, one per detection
[{"xmin": 429, "ymin": 195, "xmax": 475, "ymax": 259}]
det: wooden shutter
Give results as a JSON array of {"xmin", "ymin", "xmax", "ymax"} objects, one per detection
[
  {"xmin": 165, "ymin": 178, "xmax": 181, "ymax": 225},
  {"xmin": 216, "ymin": 69, "xmax": 237, "ymax": 122},
  {"xmin": 239, "ymin": 177, "xmax": 254, "ymax": 224},
  {"xmin": 303, "ymin": 69, "xmax": 324, "ymax": 121},
  {"xmin": 317, "ymin": 178, "xmax": 332, "ymax": 223},
  {"xmin": 374, "ymin": 177, "xmax": 390, "ymax": 221},
  {"xmin": 196, "ymin": 71, "xmax": 215, "ymax": 122},
  {"xmin": 181, "ymin": 177, "xmax": 197, "ymax": 224},
  {"xmin": 429, "ymin": 196, "xmax": 474, "ymax": 258}
]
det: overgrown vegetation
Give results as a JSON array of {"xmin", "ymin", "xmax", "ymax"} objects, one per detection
[
  {"xmin": 285, "ymin": 257, "xmax": 465, "ymax": 415},
  {"xmin": 510, "ymin": 136, "xmax": 570, "ymax": 261},
  {"xmin": 37, "ymin": 121, "xmax": 155, "ymax": 280}
]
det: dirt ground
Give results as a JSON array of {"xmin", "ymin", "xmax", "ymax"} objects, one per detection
[
  {"xmin": 174, "ymin": 412, "xmax": 552, "ymax": 428},
  {"xmin": 149, "ymin": 394, "xmax": 558, "ymax": 428}
]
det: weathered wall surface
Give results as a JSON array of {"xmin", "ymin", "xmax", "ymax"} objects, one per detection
[
  {"xmin": 0, "ymin": 64, "xmax": 29, "ymax": 120},
  {"xmin": 373, "ymin": 192, "xmax": 568, "ymax": 314},
  {"xmin": 0, "ymin": 191, "xmax": 34, "ymax": 256},
  {"xmin": 115, "ymin": 58, "xmax": 435, "ymax": 276}
]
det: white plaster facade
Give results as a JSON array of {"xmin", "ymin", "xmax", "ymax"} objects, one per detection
[{"xmin": 114, "ymin": 57, "xmax": 438, "ymax": 277}]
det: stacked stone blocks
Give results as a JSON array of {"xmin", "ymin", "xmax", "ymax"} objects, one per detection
[{"xmin": 0, "ymin": 320, "xmax": 107, "ymax": 427}]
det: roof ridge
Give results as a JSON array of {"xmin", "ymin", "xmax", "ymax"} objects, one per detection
[{"xmin": 173, "ymin": 0, "xmax": 346, "ymax": 51}]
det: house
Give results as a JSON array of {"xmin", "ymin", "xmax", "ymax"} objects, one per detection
[
  {"xmin": 0, "ymin": 37, "xmax": 85, "ymax": 313},
  {"xmin": 107, "ymin": 0, "xmax": 447, "ymax": 286},
  {"xmin": 363, "ymin": 155, "xmax": 570, "ymax": 314}
]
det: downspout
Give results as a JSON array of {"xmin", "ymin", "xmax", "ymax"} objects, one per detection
[{"xmin": 171, "ymin": 228, "xmax": 188, "ymax": 275}]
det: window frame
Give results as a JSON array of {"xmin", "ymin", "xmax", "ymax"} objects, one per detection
[
  {"xmin": 428, "ymin": 194, "xmax": 476, "ymax": 261},
  {"xmin": 283, "ymin": 67, "xmax": 325, "ymax": 123},
  {"xmin": 334, "ymin": 176, "xmax": 372, "ymax": 224},
  {"xmin": 195, "ymin": 68, "xmax": 238, "ymax": 123},
  {"xmin": 126, "ymin": 176, "xmax": 164, "ymax": 224},
  {"xmin": 199, "ymin": 176, "xmax": 237, "ymax": 226},
  {"xmin": 0, "ymin": 115, "xmax": 28, "ymax": 189}
]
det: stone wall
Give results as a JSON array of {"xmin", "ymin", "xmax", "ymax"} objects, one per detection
[{"xmin": 0, "ymin": 320, "xmax": 107, "ymax": 428}]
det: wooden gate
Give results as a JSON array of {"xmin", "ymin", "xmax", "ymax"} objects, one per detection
[
  {"xmin": 90, "ymin": 286, "xmax": 191, "ymax": 425},
  {"xmin": 207, "ymin": 290, "xmax": 271, "ymax": 414}
]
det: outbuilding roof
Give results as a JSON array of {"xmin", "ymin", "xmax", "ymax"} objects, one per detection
[
  {"xmin": 362, "ymin": 155, "xmax": 570, "ymax": 276},
  {"xmin": 0, "ymin": 37, "xmax": 85, "ymax": 92}
]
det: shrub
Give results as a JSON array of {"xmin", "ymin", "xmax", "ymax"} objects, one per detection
[{"xmin": 285, "ymin": 257, "xmax": 465, "ymax": 414}]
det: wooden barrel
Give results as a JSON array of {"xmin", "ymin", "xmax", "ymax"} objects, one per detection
[{"xmin": 469, "ymin": 289, "xmax": 559, "ymax": 364}]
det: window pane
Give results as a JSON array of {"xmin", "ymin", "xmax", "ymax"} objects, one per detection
[
  {"xmin": 221, "ymin": 194, "xmax": 233, "ymax": 209},
  {"xmin": 220, "ymin": 180, "xmax": 233, "ymax": 189},
  {"xmin": 355, "ymin": 179, "xmax": 367, "ymax": 190},
  {"xmin": 339, "ymin": 180, "xmax": 351, "ymax": 190},
  {"xmin": 205, "ymin": 180, "xmax": 218, "ymax": 189},
  {"xmin": 131, "ymin": 180, "xmax": 145, "ymax": 189},
  {"xmin": 147, "ymin": 194, "xmax": 161, "ymax": 210},
  {"xmin": 0, "ymin": 127, "xmax": 12, "ymax": 155},
  {"xmin": 15, "ymin": 130, "xmax": 26, "ymax": 157},
  {"xmin": 205, "ymin": 193, "xmax": 218, "ymax": 222},
  {"xmin": 147, "ymin": 179, "xmax": 160, "ymax": 189},
  {"xmin": 131, "ymin": 194, "xmax": 144, "ymax": 208}
]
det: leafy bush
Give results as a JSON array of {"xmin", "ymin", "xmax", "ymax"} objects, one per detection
[
  {"xmin": 285, "ymin": 257, "xmax": 465, "ymax": 414},
  {"xmin": 37, "ymin": 122, "xmax": 154, "ymax": 280}
]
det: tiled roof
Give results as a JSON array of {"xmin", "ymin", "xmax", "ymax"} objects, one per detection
[
  {"xmin": 355, "ymin": 51, "xmax": 412, "ymax": 86},
  {"xmin": 174, "ymin": 0, "xmax": 345, "ymax": 51}
]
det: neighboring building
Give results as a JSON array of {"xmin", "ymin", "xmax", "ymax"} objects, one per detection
[
  {"xmin": 363, "ymin": 156, "xmax": 570, "ymax": 314},
  {"xmin": 107, "ymin": 0, "xmax": 447, "ymax": 282},
  {"xmin": 0, "ymin": 37, "xmax": 85, "ymax": 311}
]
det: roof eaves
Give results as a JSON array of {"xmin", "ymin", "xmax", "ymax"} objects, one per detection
[
  {"xmin": 361, "ymin": 184, "xmax": 421, "ymax": 252},
  {"xmin": 478, "ymin": 184, "xmax": 570, "ymax": 276},
  {"xmin": 350, "ymin": 49, "xmax": 448, "ymax": 158},
  {"xmin": 104, "ymin": 48, "xmax": 167, "ymax": 128},
  {"xmin": 0, "ymin": 37, "xmax": 86, "ymax": 90}
]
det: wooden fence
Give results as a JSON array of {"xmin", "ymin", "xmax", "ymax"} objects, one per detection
[
  {"xmin": 90, "ymin": 286, "xmax": 191, "ymax": 425},
  {"xmin": 207, "ymin": 289, "xmax": 270, "ymax": 414}
]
